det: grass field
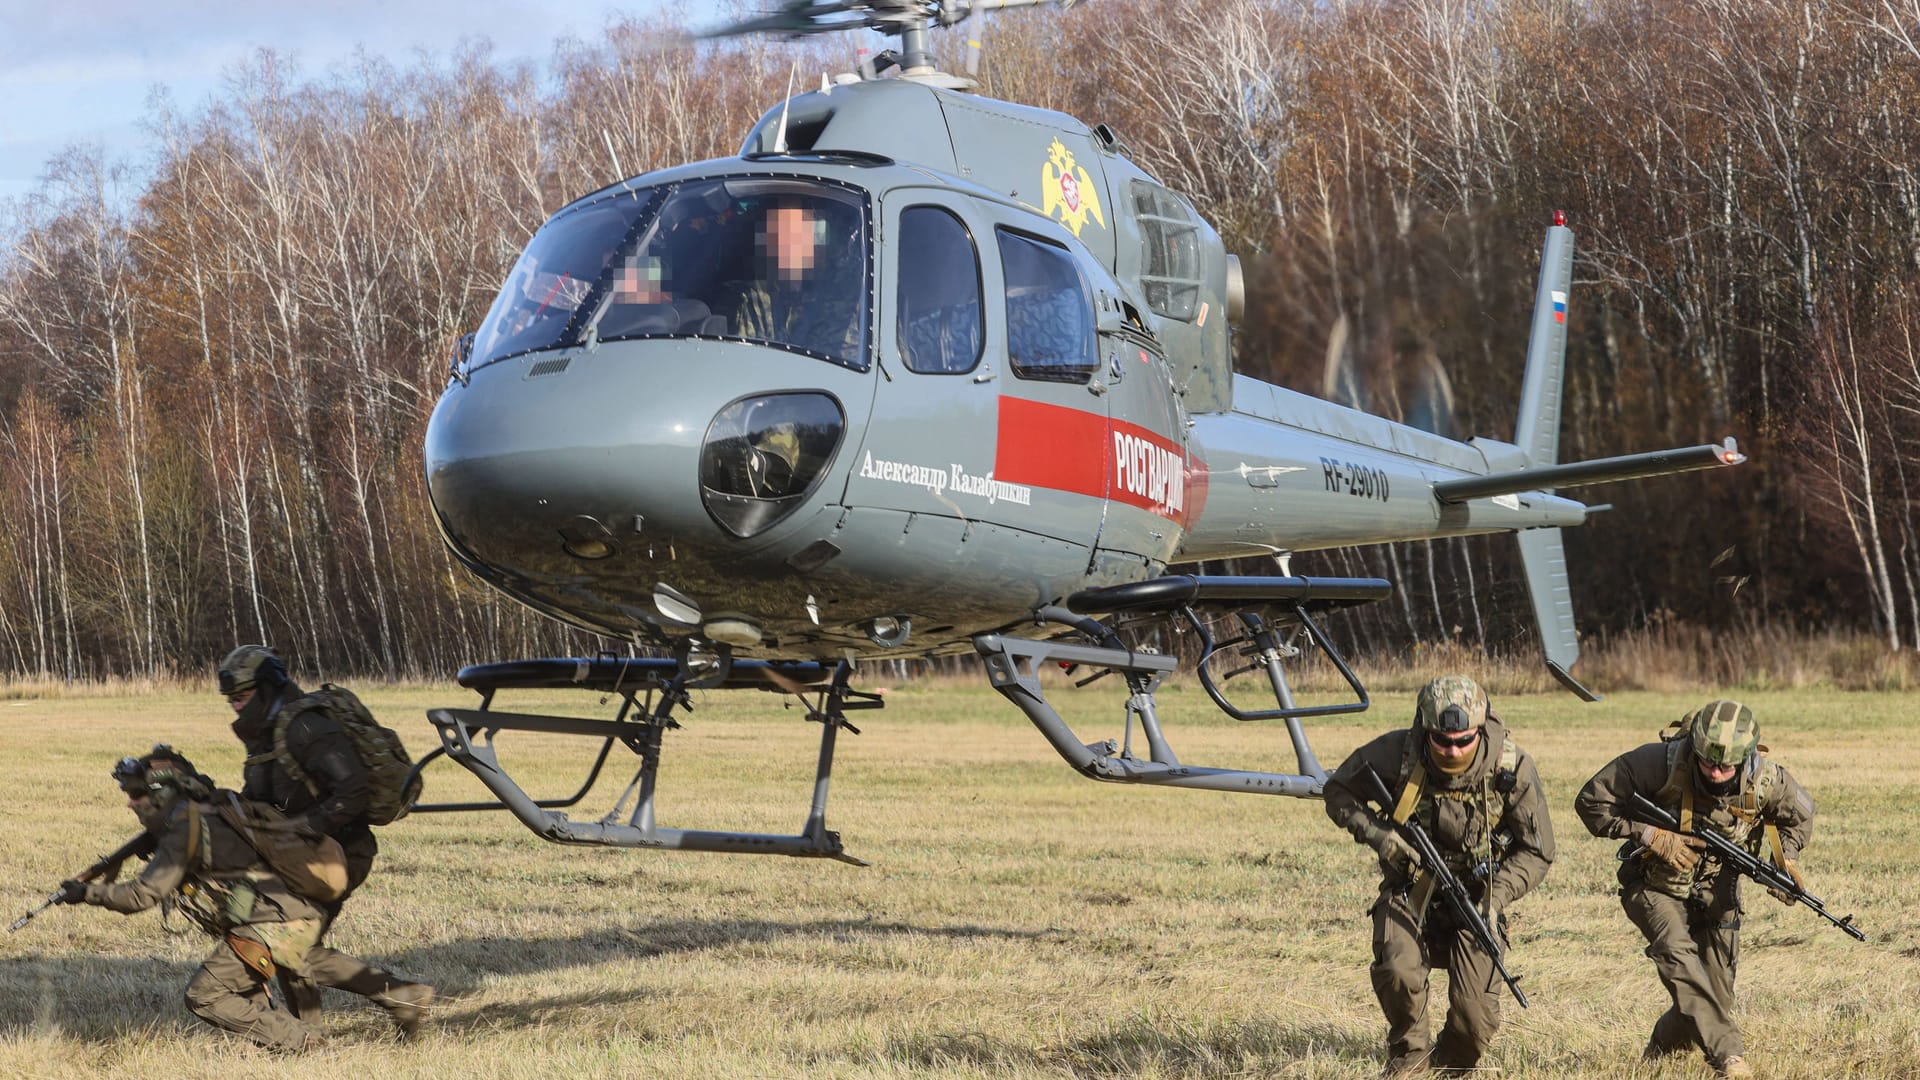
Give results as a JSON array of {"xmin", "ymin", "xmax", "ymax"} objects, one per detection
[{"xmin": 1, "ymin": 678, "xmax": 1914, "ymax": 1078}]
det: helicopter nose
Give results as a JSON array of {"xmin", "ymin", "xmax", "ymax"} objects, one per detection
[{"xmin": 424, "ymin": 343, "xmax": 874, "ymax": 608}]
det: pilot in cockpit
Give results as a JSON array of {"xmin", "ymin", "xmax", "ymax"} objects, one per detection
[{"xmin": 721, "ymin": 198, "xmax": 861, "ymax": 361}]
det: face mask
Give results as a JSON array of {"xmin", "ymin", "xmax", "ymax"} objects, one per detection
[
  {"xmin": 232, "ymin": 690, "xmax": 273, "ymax": 733},
  {"xmin": 130, "ymin": 788, "xmax": 179, "ymax": 834}
]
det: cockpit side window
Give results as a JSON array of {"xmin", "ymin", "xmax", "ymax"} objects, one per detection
[
  {"xmin": 997, "ymin": 228, "xmax": 1096, "ymax": 384},
  {"xmin": 584, "ymin": 177, "xmax": 871, "ymax": 370},
  {"xmin": 470, "ymin": 188, "xmax": 659, "ymax": 368},
  {"xmin": 896, "ymin": 207, "xmax": 983, "ymax": 375}
]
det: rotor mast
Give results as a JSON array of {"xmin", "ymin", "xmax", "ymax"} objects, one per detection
[{"xmin": 897, "ymin": 21, "xmax": 935, "ymax": 74}]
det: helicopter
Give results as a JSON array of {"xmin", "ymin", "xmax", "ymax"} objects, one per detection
[{"xmin": 412, "ymin": 0, "xmax": 1744, "ymax": 863}]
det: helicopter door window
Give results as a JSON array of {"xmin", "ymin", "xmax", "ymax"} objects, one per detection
[
  {"xmin": 896, "ymin": 206, "xmax": 984, "ymax": 375},
  {"xmin": 998, "ymin": 229, "xmax": 1097, "ymax": 384},
  {"xmin": 1131, "ymin": 181, "xmax": 1203, "ymax": 322},
  {"xmin": 469, "ymin": 189, "xmax": 660, "ymax": 369}
]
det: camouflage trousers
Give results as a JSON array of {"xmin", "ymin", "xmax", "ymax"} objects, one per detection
[
  {"xmin": 279, "ymin": 942, "xmax": 416, "ymax": 1016},
  {"xmin": 1369, "ymin": 887, "xmax": 1506, "ymax": 1073},
  {"xmin": 276, "ymin": 904, "xmax": 416, "ymax": 1020},
  {"xmin": 183, "ymin": 920, "xmax": 324, "ymax": 1051},
  {"xmin": 1621, "ymin": 881, "xmax": 1743, "ymax": 1064}
]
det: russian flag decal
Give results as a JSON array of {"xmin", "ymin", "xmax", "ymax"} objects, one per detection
[{"xmin": 1551, "ymin": 290, "xmax": 1567, "ymax": 324}]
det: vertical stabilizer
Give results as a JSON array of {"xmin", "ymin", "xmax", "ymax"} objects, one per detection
[
  {"xmin": 1517, "ymin": 528, "xmax": 1599, "ymax": 700},
  {"xmin": 1513, "ymin": 214, "xmax": 1597, "ymax": 699},
  {"xmin": 1513, "ymin": 216, "xmax": 1574, "ymax": 468}
]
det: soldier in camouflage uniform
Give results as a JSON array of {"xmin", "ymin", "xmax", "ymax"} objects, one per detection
[
  {"xmin": 721, "ymin": 199, "xmax": 862, "ymax": 362},
  {"xmin": 219, "ymin": 645, "xmax": 432, "ymax": 1030},
  {"xmin": 1324, "ymin": 675, "xmax": 1555, "ymax": 1077},
  {"xmin": 1575, "ymin": 700, "xmax": 1814, "ymax": 1080},
  {"xmin": 56, "ymin": 748, "xmax": 416, "ymax": 1051}
]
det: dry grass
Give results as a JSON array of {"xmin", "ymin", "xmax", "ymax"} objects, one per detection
[{"xmin": 1, "ymin": 680, "xmax": 1915, "ymax": 1078}]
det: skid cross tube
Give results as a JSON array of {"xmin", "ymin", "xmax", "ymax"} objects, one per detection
[
  {"xmin": 976, "ymin": 611, "xmax": 1323, "ymax": 799},
  {"xmin": 423, "ymin": 659, "xmax": 871, "ymax": 863}
]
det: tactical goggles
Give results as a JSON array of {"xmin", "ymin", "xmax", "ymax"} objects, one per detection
[{"xmin": 1427, "ymin": 729, "xmax": 1480, "ymax": 749}]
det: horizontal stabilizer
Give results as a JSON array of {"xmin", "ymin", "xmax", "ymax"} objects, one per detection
[{"xmin": 1433, "ymin": 439, "xmax": 1745, "ymax": 505}]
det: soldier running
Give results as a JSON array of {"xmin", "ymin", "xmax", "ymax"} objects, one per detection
[
  {"xmin": 1576, "ymin": 700, "xmax": 1815, "ymax": 1079},
  {"xmin": 55, "ymin": 748, "xmax": 430, "ymax": 1051},
  {"xmin": 1323, "ymin": 675, "xmax": 1555, "ymax": 1077},
  {"xmin": 219, "ymin": 644, "xmax": 429, "ymax": 1026}
]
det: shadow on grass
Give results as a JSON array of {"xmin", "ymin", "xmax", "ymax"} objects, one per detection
[
  {"xmin": 2, "ymin": 916, "xmax": 1042, "ymax": 1041},
  {"xmin": 386, "ymin": 916, "xmax": 1047, "ymax": 995},
  {"xmin": 867, "ymin": 1017, "xmax": 1378, "ymax": 1077},
  {"xmin": 0, "ymin": 954, "xmax": 199, "ymax": 1041}
]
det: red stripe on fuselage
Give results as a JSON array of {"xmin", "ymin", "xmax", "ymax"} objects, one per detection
[{"xmin": 993, "ymin": 396, "xmax": 1207, "ymax": 528}]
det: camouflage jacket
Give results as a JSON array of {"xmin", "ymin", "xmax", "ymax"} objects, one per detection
[
  {"xmin": 1575, "ymin": 741, "xmax": 1814, "ymax": 907},
  {"xmin": 1324, "ymin": 717, "xmax": 1555, "ymax": 912},
  {"xmin": 84, "ymin": 799, "xmax": 325, "ymax": 929},
  {"xmin": 723, "ymin": 270, "xmax": 862, "ymax": 364}
]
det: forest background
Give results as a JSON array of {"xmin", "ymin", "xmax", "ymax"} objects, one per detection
[{"xmin": 3, "ymin": 0, "xmax": 1919, "ymax": 684}]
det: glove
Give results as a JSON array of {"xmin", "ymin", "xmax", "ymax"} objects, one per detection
[
  {"xmin": 1638, "ymin": 825, "xmax": 1707, "ymax": 873},
  {"xmin": 1374, "ymin": 830, "xmax": 1423, "ymax": 874},
  {"xmin": 1768, "ymin": 859, "xmax": 1806, "ymax": 905},
  {"xmin": 54, "ymin": 880, "xmax": 89, "ymax": 906}
]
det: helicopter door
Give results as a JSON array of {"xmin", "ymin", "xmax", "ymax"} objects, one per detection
[
  {"xmin": 1090, "ymin": 322, "xmax": 1191, "ymax": 573},
  {"xmin": 842, "ymin": 196, "xmax": 1103, "ymax": 574},
  {"xmin": 979, "ymin": 224, "xmax": 1112, "ymax": 554}
]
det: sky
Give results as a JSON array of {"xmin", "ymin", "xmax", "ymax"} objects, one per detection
[{"xmin": 0, "ymin": 0, "xmax": 680, "ymax": 204}]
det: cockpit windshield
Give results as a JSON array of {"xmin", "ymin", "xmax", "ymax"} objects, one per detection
[
  {"xmin": 469, "ymin": 177, "xmax": 870, "ymax": 371},
  {"xmin": 470, "ymin": 188, "xmax": 658, "ymax": 368}
]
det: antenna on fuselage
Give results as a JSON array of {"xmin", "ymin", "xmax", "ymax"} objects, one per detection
[
  {"xmin": 601, "ymin": 130, "xmax": 628, "ymax": 187},
  {"xmin": 773, "ymin": 60, "xmax": 799, "ymax": 153}
]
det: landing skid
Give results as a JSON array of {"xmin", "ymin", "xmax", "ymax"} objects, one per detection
[
  {"xmin": 413, "ymin": 655, "xmax": 875, "ymax": 864},
  {"xmin": 975, "ymin": 574, "xmax": 1391, "ymax": 799}
]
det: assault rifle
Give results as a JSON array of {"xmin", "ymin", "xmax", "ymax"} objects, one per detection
[
  {"xmin": 1360, "ymin": 765, "xmax": 1530, "ymax": 1008},
  {"xmin": 9, "ymin": 831, "xmax": 157, "ymax": 933},
  {"xmin": 1625, "ymin": 792, "xmax": 1865, "ymax": 942}
]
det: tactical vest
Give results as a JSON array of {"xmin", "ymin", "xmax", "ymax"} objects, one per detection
[
  {"xmin": 1637, "ymin": 733, "xmax": 1787, "ymax": 897},
  {"xmin": 163, "ymin": 801, "xmax": 274, "ymax": 937},
  {"xmin": 1389, "ymin": 730, "xmax": 1521, "ymax": 892}
]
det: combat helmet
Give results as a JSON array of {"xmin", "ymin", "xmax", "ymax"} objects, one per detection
[
  {"xmin": 1687, "ymin": 700, "xmax": 1759, "ymax": 766},
  {"xmin": 217, "ymin": 644, "xmax": 287, "ymax": 698},
  {"xmin": 1415, "ymin": 674, "xmax": 1489, "ymax": 733},
  {"xmin": 113, "ymin": 744, "xmax": 214, "ymax": 826}
]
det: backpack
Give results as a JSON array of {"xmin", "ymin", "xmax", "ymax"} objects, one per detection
[
  {"xmin": 264, "ymin": 683, "xmax": 423, "ymax": 826},
  {"xmin": 212, "ymin": 791, "xmax": 350, "ymax": 902}
]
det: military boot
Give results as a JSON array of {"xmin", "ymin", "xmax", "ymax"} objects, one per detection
[
  {"xmin": 376, "ymin": 982, "xmax": 435, "ymax": 1038},
  {"xmin": 1380, "ymin": 1054, "xmax": 1431, "ymax": 1078},
  {"xmin": 1716, "ymin": 1055, "xmax": 1755, "ymax": 1079}
]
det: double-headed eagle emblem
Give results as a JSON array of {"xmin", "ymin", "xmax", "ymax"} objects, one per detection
[{"xmin": 1041, "ymin": 138, "xmax": 1105, "ymax": 237}]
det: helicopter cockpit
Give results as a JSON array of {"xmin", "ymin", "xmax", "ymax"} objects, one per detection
[{"xmin": 468, "ymin": 177, "xmax": 872, "ymax": 372}]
